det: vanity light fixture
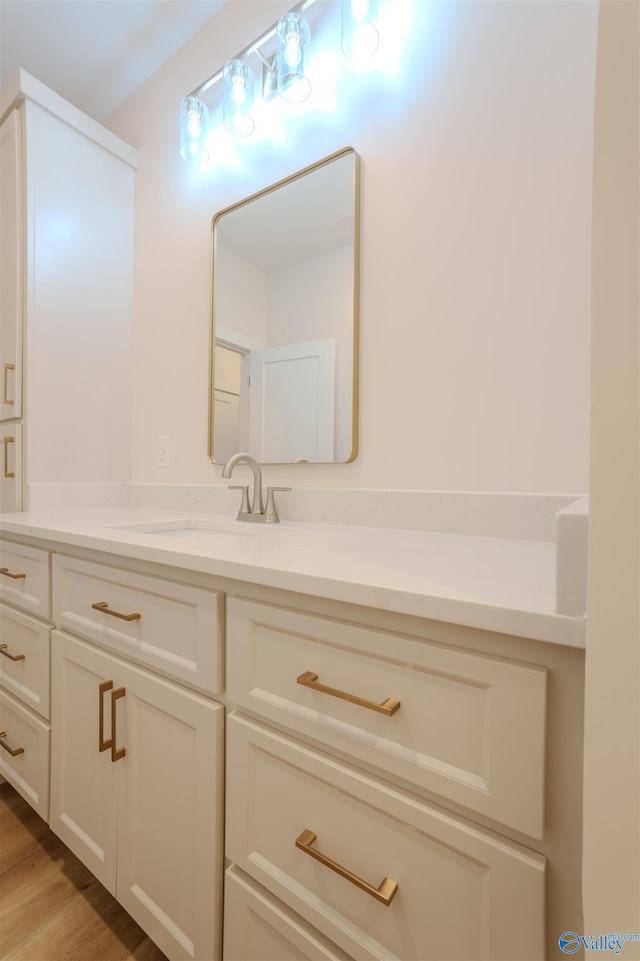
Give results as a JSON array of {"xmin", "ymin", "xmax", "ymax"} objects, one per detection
[
  {"xmin": 223, "ymin": 59, "xmax": 256, "ymax": 137},
  {"xmin": 341, "ymin": 0, "xmax": 380, "ymax": 61},
  {"xmin": 180, "ymin": 95, "xmax": 210, "ymax": 165},
  {"xmin": 179, "ymin": 0, "xmax": 392, "ymax": 164},
  {"xmin": 276, "ymin": 12, "xmax": 312, "ymax": 104}
]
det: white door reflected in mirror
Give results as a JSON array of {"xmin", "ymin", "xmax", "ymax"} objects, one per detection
[{"xmin": 210, "ymin": 148, "xmax": 360, "ymax": 465}]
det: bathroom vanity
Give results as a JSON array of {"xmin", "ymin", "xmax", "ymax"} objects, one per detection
[{"xmin": 0, "ymin": 507, "xmax": 585, "ymax": 961}]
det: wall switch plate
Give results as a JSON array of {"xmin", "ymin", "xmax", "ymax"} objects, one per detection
[{"xmin": 157, "ymin": 435, "xmax": 170, "ymax": 467}]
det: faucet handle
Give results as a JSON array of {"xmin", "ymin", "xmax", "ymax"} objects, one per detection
[
  {"xmin": 264, "ymin": 487, "xmax": 291, "ymax": 523},
  {"xmin": 228, "ymin": 485, "xmax": 251, "ymax": 516}
]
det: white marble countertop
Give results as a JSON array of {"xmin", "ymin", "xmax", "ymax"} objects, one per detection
[{"xmin": 0, "ymin": 507, "xmax": 585, "ymax": 648}]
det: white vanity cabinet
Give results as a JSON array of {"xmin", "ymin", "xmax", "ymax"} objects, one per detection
[
  {"xmin": 0, "ymin": 526, "xmax": 585, "ymax": 961},
  {"xmin": 224, "ymin": 597, "xmax": 585, "ymax": 961},
  {"xmin": 0, "ymin": 71, "xmax": 136, "ymax": 511},
  {"xmin": 0, "ymin": 538, "xmax": 52, "ymax": 819},
  {"xmin": 50, "ymin": 630, "xmax": 223, "ymax": 961},
  {"xmin": 48, "ymin": 552, "xmax": 226, "ymax": 961}
]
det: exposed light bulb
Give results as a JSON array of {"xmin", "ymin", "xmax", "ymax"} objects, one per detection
[
  {"xmin": 277, "ymin": 12, "xmax": 311, "ymax": 103},
  {"xmin": 351, "ymin": 0, "xmax": 371, "ymax": 21},
  {"xmin": 187, "ymin": 112, "xmax": 202, "ymax": 138},
  {"xmin": 342, "ymin": 0, "xmax": 379, "ymax": 62},
  {"xmin": 284, "ymin": 34, "xmax": 302, "ymax": 68},
  {"xmin": 231, "ymin": 76, "xmax": 247, "ymax": 106},
  {"xmin": 180, "ymin": 95, "xmax": 209, "ymax": 165},
  {"xmin": 223, "ymin": 59, "xmax": 255, "ymax": 138}
]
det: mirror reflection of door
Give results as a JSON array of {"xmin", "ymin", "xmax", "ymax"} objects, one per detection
[
  {"xmin": 210, "ymin": 148, "xmax": 359, "ymax": 464},
  {"xmin": 214, "ymin": 339, "xmax": 336, "ymax": 463},
  {"xmin": 248, "ymin": 339, "xmax": 335, "ymax": 463}
]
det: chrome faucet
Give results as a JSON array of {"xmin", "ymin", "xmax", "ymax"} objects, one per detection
[{"xmin": 222, "ymin": 453, "xmax": 290, "ymax": 523}]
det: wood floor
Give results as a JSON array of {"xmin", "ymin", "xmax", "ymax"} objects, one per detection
[{"xmin": 0, "ymin": 781, "xmax": 168, "ymax": 961}]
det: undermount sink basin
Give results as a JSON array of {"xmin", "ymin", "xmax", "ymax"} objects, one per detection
[{"xmin": 112, "ymin": 518, "xmax": 270, "ymax": 540}]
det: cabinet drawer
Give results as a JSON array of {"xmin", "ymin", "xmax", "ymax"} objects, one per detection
[
  {"xmin": 0, "ymin": 687, "xmax": 50, "ymax": 821},
  {"xmin": 227, "ymin": 599, "xmax": 547, "ymax": 838},
  {"xmin": 227, "ymin": 714, "xmax": 545, "ymax": 961},
  {"xmin": 53, "ymin": 554, "xmax": 223, "ymax": 695},
  {"xmin": 0, "ymin": 602, "xmax": 51, "ymax": 718},
  {"xmin": 224, "ymin": 866, "xmax": 351, "ymax": 961},
  {"xmin": 0, "ymin": 539, "xmax": 50, "ymax": 618}
]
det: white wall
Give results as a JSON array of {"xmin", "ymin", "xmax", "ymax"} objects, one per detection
[
  {"xmin": 583, "ymin": 0, "xmax": 640, "ymax": 944},
  {"xmin": 215, "ymin": 244, "xmax": 268, "ymax": 348},
  {"xmin": 106, "ymin": 0, "xmax": 598, "ymax": 492}
]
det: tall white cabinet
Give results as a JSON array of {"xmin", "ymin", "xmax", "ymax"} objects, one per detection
[
  {"xmin": 0, "ymin": 108, "xmax": 24, "ymax": 511},
  {"xmin": 0, "ymin": 70, "xmax": 136, "ymax": 513}
]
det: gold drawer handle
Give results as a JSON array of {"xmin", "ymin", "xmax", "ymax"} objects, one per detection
[
  {"xmin": 296, "ymin": 671, "xmax": 401, "ymax": 716},
  {"xmin": 0, "ymin": 643, "xmax": 26, "ymax": 662},
  {"xmin": 0, "ymin": 567, "xmax": 26, "ymax": 580},
  {"xmin": 0, "ymin": 732, "xmax": 25, "ymax": 757},
  {"xmin": 3, "ymin": 436, "xmax": 15, "ymax": 478},
  {"xmin": 99, "ymin": 681, "xmax": 114, "ymax": 753},
  {"xmin": 111, "ymin": 687, "xmax": 126, "ymax": 762},
  {"xmin": 98, "ymin": 681, "xmax": 126, "ymax": 761},
  {"xmin": 3, "ymin": 363, "xmax": 15, "ymax": 406},
  {"xmin": 295, "ymin": 829, "xmax": 398, "ymax": 906},
  {"xmin": 92, "ymin": 601, "xmax": 141, "ymax": 622}
]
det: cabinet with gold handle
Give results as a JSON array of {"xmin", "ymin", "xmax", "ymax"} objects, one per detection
[
  {"xmin": 0, "ymin": 643, "xmax": 26, "ymax": 662},
  {"xmin": 0, "ymin": 731, "xmax": 25, "ymax": 757},
  {"xmin": 296, "ymin": 671, "xmax": 401, "ymax": 716},
  {"xmin": 0, "ymin": 567, "xmax": 26, "ymax": 580},
  {"xmin": 98, "ymin": 679, "xmax": 126, "ymax": 762},
  {"xmin": 91, "ymin": 601, "xmax": 141, "ymax": 622},
  {"xmin": 295, "ymin": 828, "xmax": 398, "ymax": 906}
]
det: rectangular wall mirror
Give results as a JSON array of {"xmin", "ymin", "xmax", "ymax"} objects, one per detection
[{"xmin": 209, "ymin": 147, "xmax": 360, "ymax": 464}]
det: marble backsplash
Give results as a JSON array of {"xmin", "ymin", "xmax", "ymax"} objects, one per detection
[{"xmin": 25, "ymin": 483, "xmax": 584, "ymax": 542}]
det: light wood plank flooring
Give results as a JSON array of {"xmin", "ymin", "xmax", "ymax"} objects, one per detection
[{"xmin": 0, "ymin": 782, "xmax": 168, "ymax": 961}]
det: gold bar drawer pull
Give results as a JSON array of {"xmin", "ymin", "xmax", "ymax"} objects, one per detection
[
  {"xmin": 0, "ymin": 567, "xmax": 26, "ymax": 580},
  {"xmin": 3, "ymin": 363, "xmax": 15, "ymax": 405},
  {"xmin": 3, "ymin": 435, "xmax": 15, "ymax": 478},
  {"xmin": 297, "ymin": 671, "xmax": 401, "ymax": 716},
  {"xmin": 0, "ymin": 732, "xmax": 25, "ymax": 757},
  {"xmin": 99, "ymin": 681, "xmax": 114, "ymax": 753},
  {"xmin": 295, "ymin": 829, "xmax": 398, "ymax": 906},
  {"xmin": 111, "ymin": 687, "xmax": 126, "ymax": 762},
  {"xmin": 92, "ymin": 601, "xmax": 141, "ymax": 622},
  {"xmin": 0, "ymin": 643, "xmax": 26, "ymax": 662}
]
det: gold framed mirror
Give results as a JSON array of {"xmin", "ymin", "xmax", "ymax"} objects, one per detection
[{"xmin": 209, "ymin": 147, "xmax": 360, "ymax": 464}]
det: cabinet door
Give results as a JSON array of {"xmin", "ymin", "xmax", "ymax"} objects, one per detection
[
  {"xmin": 51, "ymin": 628, "xmax": 224, "ymax": 961},
  {"xmin": 0, "ymin": 423, "xmax": 22, "ymax": 512},
  {"xmin": 0, "ymin": 109, "xmax": 23, "ymax": 421},
  {"xmin": 50, "ymin": 630, "xmax": 118, "ymax": 892},
  {"xmin": 116, "ymin": 656, "xmax": 224, "ymax": 961}
]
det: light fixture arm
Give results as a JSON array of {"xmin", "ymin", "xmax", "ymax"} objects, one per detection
[{"xmin": 254, "ymin": 48, "xmax": 276, "ymax": 77}]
